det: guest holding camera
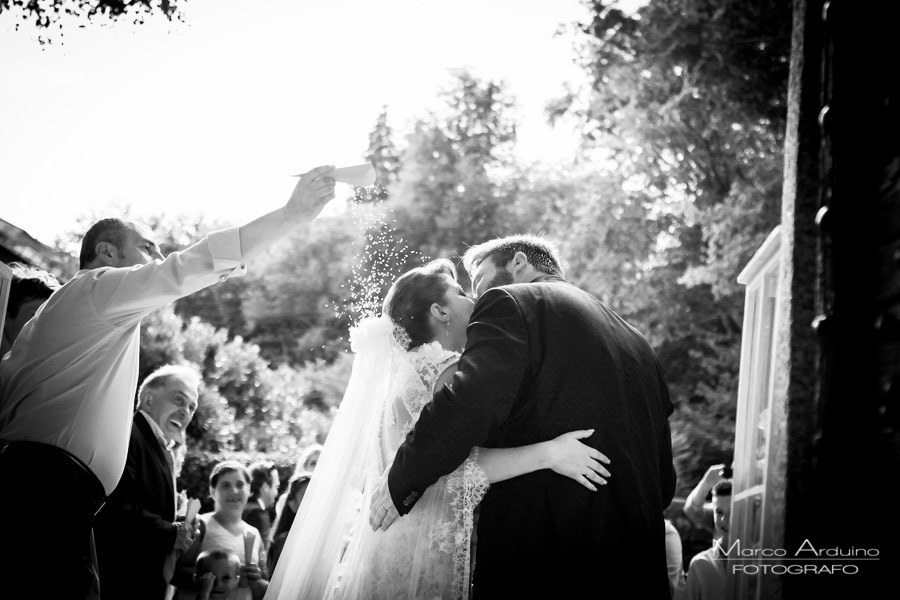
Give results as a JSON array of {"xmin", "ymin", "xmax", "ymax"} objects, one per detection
[
  {"xmin": 684, "ymin": 463, "xmax": 732, "ymax": 535},
  {"xmin": 678, "ymin": 480, "xmax": 732, "ymax": 600}
]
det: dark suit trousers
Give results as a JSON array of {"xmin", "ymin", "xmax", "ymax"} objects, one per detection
[{"xmin": 0, "ymin": 441, "xmax": 105, "ymax": 600}]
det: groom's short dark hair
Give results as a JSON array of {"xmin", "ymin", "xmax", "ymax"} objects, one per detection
[{"xmin": 462, "ymin": 234, "xmax": 564, "ymax": 278}]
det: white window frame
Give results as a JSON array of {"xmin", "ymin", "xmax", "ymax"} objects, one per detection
[
  {"xmin": 0, "ymin": 261, "xmax": 12, "ymax": 348},
  {"xmin": 729, "ymin": 226, "xmax": 782, "ymax": 600}
]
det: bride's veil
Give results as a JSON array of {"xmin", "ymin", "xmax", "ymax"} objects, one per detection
[{"xmin": 264, "ymin": 315, "xmax": 408, "ymax": 600}]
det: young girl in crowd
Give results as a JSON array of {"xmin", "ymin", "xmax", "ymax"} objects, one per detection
[{"xmin": 173, "ymin": 461, "xmax": 268, "ymax": 600}]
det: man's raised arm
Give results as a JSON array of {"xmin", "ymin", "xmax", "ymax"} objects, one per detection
[
  {"xmin": 89, "ymin": 165, "xmax": 335, "ymax": 322},
  {"xmin": 237, "ymin": 165, "xmax": 335, "ymax": 261}
]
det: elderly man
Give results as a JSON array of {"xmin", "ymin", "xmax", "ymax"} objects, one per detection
[
  {"xmin": 0, "ymin": 165, "xmax": 335, "ymax": 600},
  {"xmin": 95, "ymin": 364, "xmax": 201, "ymax": 600}
]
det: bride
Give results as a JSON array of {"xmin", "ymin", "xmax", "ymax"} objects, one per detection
[{"xmin": 265, "ymin": 259, "xmax": 610, "ymax": 600}]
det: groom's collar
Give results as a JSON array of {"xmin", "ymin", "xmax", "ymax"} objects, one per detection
[{"xmin": 527, "ymin": 274, "xmax": 566, "ymax": 284}]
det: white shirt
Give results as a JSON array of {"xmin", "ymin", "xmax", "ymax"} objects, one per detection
[
  {"xmin": 665, "ymin": 519, "xmax": 685, "ymax": 598},
  {"xmin": 679, "ymin": 545, "xmax": 725, "ymax": 600},
  {"xmin": 200, "ymin": 513, "xmax": 262, "ymax": 566},
  {"xmin": 138, "ymin": 409, "xmax": 170, "ymax": 455},
  {"xmin": 139, "ymin": 409, "xmax": 179, "ymax": 514},
  {"xmin": 0, "ymin": 228, "xmax": 245, "ymax": 494}
]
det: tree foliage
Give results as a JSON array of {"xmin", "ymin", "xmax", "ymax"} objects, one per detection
[
  {"xmin": 387, "ymin": 71, "xmax": 521, "ymax": 287},
  {"xmin": 1, "ymin": 0, "xmax": 183, "ymax": 43},
  {"xmin": 240, "ymin": 217, "xmax": 361, "ymax": 365},
  {"xmin": 546, "ymin": 0, "xmax": 791, "ymax": 493},
  {"xmin": 140, "ymin": 304, "xmax": 349, "ymax": 455},
  {"xmin": 365, "ymin": 107, "xmax": 402, "ymax": 190}
]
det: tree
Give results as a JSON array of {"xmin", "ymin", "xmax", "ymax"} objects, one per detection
[
  {"xmin": 387, "ymin": 71, "xmax": 521, "ymax": 285},
  {"xmin": 352, "ymin": 107, "xmax": 400, "ymax": 205},
  {"xmin": 140, "ymin": 304, "xmax": 349, "ymax": 454},
  {"xmin": 548, "ymin": 0, "xmax": 792, "ymax": 494},
  {"xmin": 365, "ymin": 107, "xmax": 402, "ymax": 190},
  {"xmin": 1, "ymin": 0, "xmax": 183, "ymax": 43},
  {"xmin": 240, "ymin": 215, "xmax": 361, "ymax": 365}
]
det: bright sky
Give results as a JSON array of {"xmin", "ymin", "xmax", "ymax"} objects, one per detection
[{"xmin": 0, "ymin": 0, "xmax": 594, "ymax": 245}]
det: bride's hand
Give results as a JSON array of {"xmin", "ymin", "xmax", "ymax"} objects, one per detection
[{"xmin": 546, "ymin": 429, "xmax": 611, "ymax": 491}]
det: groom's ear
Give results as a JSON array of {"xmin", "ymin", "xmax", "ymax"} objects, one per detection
[{"xmin": 511, "ymin": 251, "xmax": 530, "ymax": 274}]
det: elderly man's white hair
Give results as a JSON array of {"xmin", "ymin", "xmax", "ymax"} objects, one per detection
[{"xmin": 137, "ymin": 364, "xmax": 202, "ymax": 405}]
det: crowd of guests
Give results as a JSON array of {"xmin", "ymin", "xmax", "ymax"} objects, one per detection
[
  {"xmin": 2, "ymin": 261, "xmax": 321, "ymax": 600},
  {"xmin": 1, "ymin": 259, "xmax": 324, "ymax": 600},
  {"xmin": 92, "ymin": 358, "xmax": 319, "ymax": 600},
  {"xmin": 0, "ymin": 166, "xmax": 337, "ymax": 600},
  {"xmin": 2, "ymin": 270, "xmax": 318, "ymax": 599},
  {"xmin": 167, "ymin": 458, "xmax": 314, "ymax": 600}
]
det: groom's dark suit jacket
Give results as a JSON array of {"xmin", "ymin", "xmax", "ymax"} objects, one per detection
[
  {"xmin": 95, "ymin": 413, "xmax": 178, "ymax": 600},
  {"xmin": 388, "ymin": 275, "xmax": 676, "ymax": 598}
]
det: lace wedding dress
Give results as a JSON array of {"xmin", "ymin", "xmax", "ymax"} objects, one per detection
[{"xmin": 264, "ymin": 317, "xmax": 489, "ymax": 600}]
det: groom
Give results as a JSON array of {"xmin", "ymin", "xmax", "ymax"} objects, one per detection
[{"xmin": 370, "ymin": 234, "xmax": 676, "ymax": 597}]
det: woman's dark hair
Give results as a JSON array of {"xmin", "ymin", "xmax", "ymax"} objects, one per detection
[
  {"xmin": 287, "ymin": 473, "xmax": 311, "ymax": 502},
  {"xmin": 6, "ymin": 262, "xmax": 60, "ymax": 318},
  {"xmin": 209, "ymin": 460, "xmax": 250, "ymax": 490},
  {"xmin": 247, "ymin": 460, "xmax": 276, "ymax": 496},
  {"xmin": 382, "ymin": 259, "xmax": 457, "ymax": 349},
  {"xmin": 273, "ymin": 474, "xmax": 312, "ymax": 538}
]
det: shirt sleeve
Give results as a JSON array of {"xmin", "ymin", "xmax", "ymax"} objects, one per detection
[
  {"xmin": 387, "ymin": 287, "xmax": 530, "ymax": 514},
  {"xmin": 88, "ymin": 227, "xmax": 246, "ymax": 326},
  {"xmin": 665, "ymin": 521, "xmax": 685, "ymax": 596},
  {"xmin": 207, "ymin": 227, "xmax": 248, "ymax": 279}
]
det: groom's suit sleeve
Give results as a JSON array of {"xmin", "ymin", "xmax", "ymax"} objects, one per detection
[{"xmin": 388, "ymin": 287, "xmax": 529, "ymax": 515}]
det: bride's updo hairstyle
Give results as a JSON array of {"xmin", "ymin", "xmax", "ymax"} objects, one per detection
[{"xmin": 383, "ymin": 259, "xmax": 458, "ymax": 350}]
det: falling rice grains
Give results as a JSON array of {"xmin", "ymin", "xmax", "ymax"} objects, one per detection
[{"xmin": 328, "ymin": 186, "xmax": 426, "ymax": 326}]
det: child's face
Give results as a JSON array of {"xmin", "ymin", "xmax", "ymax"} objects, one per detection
[
  {"xmin": 205, "ymin": 558, "xmax": 240, "ymax": 598},
  {"xmin": 211, "ymin": 470, "xmax": 250, "ymax": 514}
]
